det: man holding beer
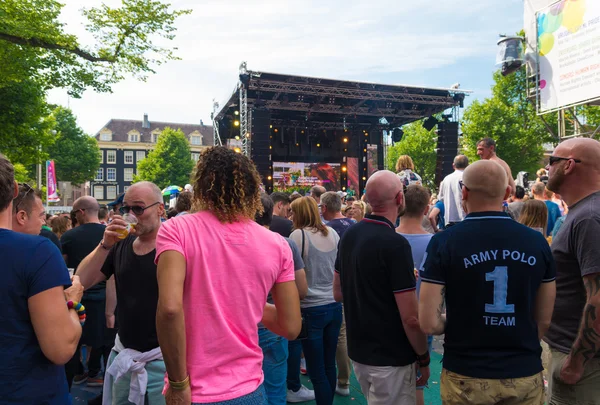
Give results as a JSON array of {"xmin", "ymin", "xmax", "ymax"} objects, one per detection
[{"xmin": 76, "ymin": 181, "xmax": 167, "ymax": 405}]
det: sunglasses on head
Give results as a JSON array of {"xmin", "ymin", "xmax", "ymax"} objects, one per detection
[
  {"xmin": 548, "ymin": 156, "xmax": 581, "ymax": 166},
  {"xmin": 119, "ymin": 201, "xmax": 161, "ymax": 216},
  {"xmin": 14, "ymin": 183, "xmax": 34, "ymax": 212}
]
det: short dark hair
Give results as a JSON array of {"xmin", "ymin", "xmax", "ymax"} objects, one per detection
[
  {"xmin": 453, "ymin": 155, "xmax": 469, "ymax": 169},
  {"xmin": 310, "ymin": 186, "xmax": 326, "ymax": 199},
  {"xmin": 255, "ymin": 193, "xmax": 274, "ymax": 227},
  {"xmin": 14, "ymin": 184, "xmax": 42, "ymax": 215},
  {"xmin": 0, "ymin": 154, "xmax": 14, "ymax": 212},
  {"xmin": 98, "ymin": 206, "xmax": 108, "ymax": 220},
  {"xmin": 404, "ymin": 185, "xmax": 431, "ymax": 217},
  {"xmin": 270, "ymin": 192, "xmax": 291, "ymax": 205},
  {"xmin": 175, "ymin": 191, "xmax": 192, "ymax": 213},
  {"xmin": 515, "ymin": 185, "xmax": 525, "ymax": 199},
  {"xmin": 478, "ymin": 137, "xmax": 496, "ymax": 149},
  {"xmin": 167, "ymin": 207, "xmax": 178, "ymax": 219}
]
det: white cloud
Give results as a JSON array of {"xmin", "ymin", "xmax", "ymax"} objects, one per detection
[{"xmin": 47, "ymin": 0, "xmax": 524, "ymax": 134}]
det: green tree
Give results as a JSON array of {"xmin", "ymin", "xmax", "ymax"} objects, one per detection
[
  {"xmin": 0, "ymin": 0, "xmax": 191, "ymax": 97},
  {"xmin": 45, "ymin": 106, "xmax": 100, "ymax": 185},
  {"xmin": 134, "ymin": 127, "xmax": 194, "ymax": 188},
  {"xmin": 386, "ymin": 121, "xmax": 437, "ymax": 189},
  {"xmin": 461, "ymin": 68, "xmax": 556, "ymax": 177}
]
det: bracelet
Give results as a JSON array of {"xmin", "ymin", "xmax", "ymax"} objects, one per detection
[
  {"xmin": 100, "ymin": 240, "xmax": 112, "ymax": 250},
  {"xmin": 67, "ymin": 300, "xmax": 87, "ymax": 326},
  {"xmin": 168, "ymin": 375, "xmax": 190, "ymax": 391},
  {"xmin": 416, "ymin": 351, "xmax": 430, "ymax": 367}
]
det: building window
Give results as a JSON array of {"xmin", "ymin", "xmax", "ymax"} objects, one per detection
[
  {"xmin": 107, "ymin": 168, "xmax": 117, "ymax": 181},
  {"xmin": 124, "ymin": 186, "xmax": 129, "ymax": 193},
  {"xmin": 99, "ymin": 150, "xmax": 103, "ymax": 164},
  {"xmin": 124, "ymin": 151, "xmax": 134, "ymax": 164},
  {"xmin": 106, "ymin": 186, "xmax": 117, "ymax": 200},
  {"xmin": 191, "ymin": 135, "xmax": 202, "ymax": 145},
  {"xmin": 107, "ymin": 150, "xmax": 116, "ymax": 164},
  {"xmin": 124, "ymin": 168, "xmax": 134, "ymax": 182},
  {"xmin": 100, "ymin": 133, "xmax": 111, "ymax": 141},
  {"xmin": 94, "ymin": 186, "xmax": 104, "ymax": 200},
  {"xmin": 136, "ymin": 151, "xmax": 145, "ymax": 162},
  {"xmin": 191, "ymin": 152, "xmax": 200, "ymax": 162},
  {"xmin": 129, "ymin": 133, "xmax": 139, "ymax": 142},
  {"xmin": 152, "ymin": 133, "xmax": 159, "ymax": 143},
  {"xmin": 94, "ymin": 168, "xmax": 103, "ymax": 181}
]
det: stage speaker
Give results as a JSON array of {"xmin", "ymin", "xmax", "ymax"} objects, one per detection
[
  {"xmin": 434, "ymin": 121, "xmax": 459, "ymax": 186},
  {"xmin": 251, "ymin": 109, "xmax": 272, "ymax": 189}
]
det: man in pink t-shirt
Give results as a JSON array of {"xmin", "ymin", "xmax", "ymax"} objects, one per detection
[{"xmin": 155, "ymin": 147, "xmax": 302, "ymax": 405}]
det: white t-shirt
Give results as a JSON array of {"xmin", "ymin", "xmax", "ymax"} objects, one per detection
[{"xmin": 438, "ymin": 170, "xmax": 465, "ymax": 223}]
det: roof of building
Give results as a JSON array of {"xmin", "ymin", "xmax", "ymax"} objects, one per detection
[{"xmin": 95, "ymin": 117, "xmax": 214, "ymax": 146}]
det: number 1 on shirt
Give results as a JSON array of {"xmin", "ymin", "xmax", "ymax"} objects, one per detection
[{"xmin": 485, "ymin": 266, "xmax": 515, "ymax": 314}]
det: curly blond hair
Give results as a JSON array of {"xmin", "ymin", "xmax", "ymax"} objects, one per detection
[
  {"xmin": 395, "ymin": 155, "xmax": 415, "ymax": 172},
  {"xmin": 192, "ymin": 147, "xmax": 263, "ymax": 223}
]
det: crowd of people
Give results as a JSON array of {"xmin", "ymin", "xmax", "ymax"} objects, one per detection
[{"xmin": 0, "ymin": 135, "xmax": 599, "ymax": 405}]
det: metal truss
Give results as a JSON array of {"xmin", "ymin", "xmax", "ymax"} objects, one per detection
[
  {"xmin": 239, "ymin": 87, "xmax": 250, "ymax": 157},
  {"xmin": 263, "ymin": 100, "xmax": 431, "ymax": 119},
  {"xmin": 211, "ymin": 99, "xmax": 223, "ymax": 146},
  {"xmin": 248, "ymin": 78, "xmax": 458, "ymax": 107},
  {"xmin": 269, "ymin": 119, "xmax": 383, "ymax": 131}
]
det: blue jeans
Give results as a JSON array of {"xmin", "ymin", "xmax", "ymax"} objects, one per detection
[
  {"xmin": 193, "ymin": 385, "xmax": 267, "ymax": 405},
  {"xmin": 258, "ymin": 328, "xmax": 288, "ymax": 405},
  {"xmin": 301, "ymin": 302, "xmax": 343, "ymax": 405},
  {"xmin": 287, "ymin": 339, "xmax": 303, "ymax": 392}
]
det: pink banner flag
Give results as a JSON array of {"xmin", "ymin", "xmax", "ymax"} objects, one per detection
[{"xmin": 46, "ymin": 160, "xmax": 60, "ymax": 203}]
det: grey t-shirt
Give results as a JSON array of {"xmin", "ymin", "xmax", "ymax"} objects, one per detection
[
  {"xmin": 544, "ymin": 191, "xmax": 600, "ymax": 355},
  {"xmin": 508, "ymin": 201, "xmax": 525, "ymax": 220}
]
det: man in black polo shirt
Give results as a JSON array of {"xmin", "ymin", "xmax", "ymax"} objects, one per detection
[
  {"xmin": 334, "ymin": 170, "xmax": 430, "ymax": 404},
  {"xmin": 270, "ymin": 192, "xmax": 293, "ymax": 237},
  {"xmin": 419, "ymin": 160, "xmax": 556, "ymax": 405}
]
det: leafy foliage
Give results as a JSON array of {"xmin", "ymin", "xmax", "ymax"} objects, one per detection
[
  {"xmin": 134, "ymin": 127, "xmax": 194, "ymax": 188},
  {"xmin": 386, "ymin": 122, "xmax": 437, "ymax": 189},
  {"xmin": 45, "ymin": 107, "xmax": 100, "ymax": 185},
  {"xmin": 0, "ymin": 0, "xmax": 191, "ymax": 97}
]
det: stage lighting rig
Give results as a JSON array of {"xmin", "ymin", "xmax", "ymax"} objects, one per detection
[{"xmin": 392, "ymin": 128, "xmax": 404, "ymax": 144}]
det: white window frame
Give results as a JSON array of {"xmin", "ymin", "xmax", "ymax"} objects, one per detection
[
  {"xmin": 100, "ymin": 133, "xmax": 111, "ymax": 141},
  {"xmin": 124, "ymin": 151, "xmax": 134, "ymax": 164},
  {"xmin": 191, "ymin": 152, "xmax": 200, "ymax": 162},
  {"xmin": 123, "ymin": 186, "xmax": 129, "ymax": 193},
  {"xmin": 152, "ymin": 134, "xmax": 159, "ymax": 143},
  {"xmin": 107, "ymin": 168, "xmax": 117, "ymax": 181},
  {"xmin": 94, "ymin": 186, "xmax": 104, "ymax": 200},
  {"xmin": 124, "ymin": 168, "xmax": 134, "ymax": 182},
  {"xmin": 94, "ymin": 168, "xmax": 103, "ymax": 181},
  {"xmin": 106, "ymin": 186, "xmax": 117, "ymax": 200},
  {"xmin": 191, "ymin": 135, "xmax": 202, "ymax": 145},
  {"xmin": 107, "ymin": 150, "xmax": 116, "ymax": 164},
  {"xmin": 129, "ymin": 133, "xmax": 139, "ymax": 142},
  {"xmin": 136, "ymin": 151, "xmax": 145, "ymax": 162}
]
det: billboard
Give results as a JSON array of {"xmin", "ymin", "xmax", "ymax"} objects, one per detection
[
  {"xmin": 537, "ymin": 0, "xmax": 600, "ymax": 112},
  {"xmin": 273, "ymin": 162, "xmax": 341, "ymax": 194}
]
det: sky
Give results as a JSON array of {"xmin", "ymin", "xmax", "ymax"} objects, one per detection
[{"xmin": 47, "ymin": 0, "xmax": 526, "ymax": 135}]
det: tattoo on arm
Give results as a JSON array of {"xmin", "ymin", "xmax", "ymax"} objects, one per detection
[
  {"xmin": 437, "ymin": 286, "xmax": 446, "ymax": 320},
  {"xmin": 572, "ymin": 274, "xmax": 600, "ymax": 363}
]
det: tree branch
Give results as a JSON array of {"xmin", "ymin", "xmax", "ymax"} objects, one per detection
[{"xmin": 0, "ymin": 32, "xmax": 115, "ymax": 63}]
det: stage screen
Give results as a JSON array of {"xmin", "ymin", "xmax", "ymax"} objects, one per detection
[{"xmin": 273, "ymin": 162, "xmax": 341, "ymax": 194}]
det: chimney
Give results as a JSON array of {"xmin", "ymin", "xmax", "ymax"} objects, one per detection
[
  {"xmin": 142, "ymin": 113, "xmax": 150, "ymax": 129},
  {"xmin": 200, "ymin": 119, "xmax": 204, "ymax": 126}
]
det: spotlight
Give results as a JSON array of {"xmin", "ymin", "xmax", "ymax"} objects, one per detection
[
  {"xmin": 422, "ymin": 116, "xmax": 439, "ymax": 131},
  {"xmin": 235, "ymin": 135, "xmax": 240, "ymax": 140},
  {"xmin": 234, "ymin": 111, "xmax": 239, "ymax": 116},
  {"xmin": 234, "ymin": 120, "xmax": 240, "ymax": 127},
  {"xmin": 316, "ymin": 143, "xmax": 321, "ymax": 147},
  {"xmin": 343, "ymin": 137, "xmax": 348, "ymax": 143},
  {"xmin": 267, "ymin": 175, "xmax": 272, "ymax": 180},
  {"xmin": 274, "ymin": 129, "xmax": 278, "ymax": 133},
  {"xmin": 234, "ymin": 148, "xmax": 241, "ymax": 153},
  {"xmin": 342, "ymin": 166, "xmax": 347, "ymax": 172},
  {"xmin": 270, "ymin": 125, "xmax": 273, "ymax": 129},
  {"xmin": 362, "ymin": 176, "xmax": 367, "ymax": 181},
  {"xmin": 342, "ymin": 186, "xmax": 346, "ymax": 191}
]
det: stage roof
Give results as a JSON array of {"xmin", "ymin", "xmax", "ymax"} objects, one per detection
[{"xmin": 214, "ymin": 69, "xmax": 471, "ymax": 130}]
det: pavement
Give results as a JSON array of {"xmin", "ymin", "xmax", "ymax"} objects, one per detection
[{"xmin": 71, "ymin": 338, "xmax": 445, "ymax": 405}]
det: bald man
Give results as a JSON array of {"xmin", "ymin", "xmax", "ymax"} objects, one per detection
[
  {"xmin": 477, "ymin": 138, "xmax": 516, "ymax": 196},
  {"xmin": 333, "ymin": 170, "xmax": 430, "ymax": 404},
  {"xmin": 60, "ymin": 196, "xmax": 108, "ymax": 389},
  {"xmin": 544, "ymin": 138, "xmax": 600, "ymax": 404},
  {"xmin": 419, "ymin": 160, "xmax": 556, "ymax": 405}
]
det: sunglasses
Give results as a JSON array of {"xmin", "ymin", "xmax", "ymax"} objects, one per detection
[
  {"xmin": 548, "ymin": 156, "xmax": 581, "ymax": 166},
  {"xmin": 459, "ymin": 180, "xmax": 470, "ymax": 191},
  {"xmin": 14, "ymin": 183, "xmax": 34, "ymax": 212},
  {"xmin": 119, "ymin": 201, "xmax": 161, "ymax": 216}
]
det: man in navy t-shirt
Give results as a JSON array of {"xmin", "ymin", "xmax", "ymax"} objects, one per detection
[
  {"xmin": 419, "ymin": 160, "xmax": 556, "ymax": 405},
  {"xmin": 321, "ymin": 191, "xmax": 354, "ymax": 238}
]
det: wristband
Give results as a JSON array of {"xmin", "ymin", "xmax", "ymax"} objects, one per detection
[
  {"xmin": 100, "ymin": 240, "xmax": 112, "ymax": 250},
  {"xmin": 67, "ymin": 300, "xmax": 87, "ymax": 326},
  {"xmin": 168, "ymin": 375, "xmax": 190, "ymax": 391},
  {"xmin": 416, "ymin": 351, "xmax": 430, "ymax": 367}
]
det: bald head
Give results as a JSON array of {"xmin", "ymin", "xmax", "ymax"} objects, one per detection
[
  {"xmin": 73, "ymin": 196, "xmax": 100, "ymax": 213},
  {"xmin": 555, "ymin": 138, "xmax": 600, "ymax": 171},
  {"xmin": 365, "ymin": 170, "xmax": 403, "ymax": 211},
  {"xmin": 462, "ymin": 160, "xmax": 508, "ymax": 202},
  {"xmin": 127, "ymin": 181, "xmax": 163, "ymax": 202}
]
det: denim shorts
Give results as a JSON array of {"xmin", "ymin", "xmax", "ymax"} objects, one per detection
[{"xmin": 193, "ymin": 385, "xmax": 267, "ymax": 405}]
